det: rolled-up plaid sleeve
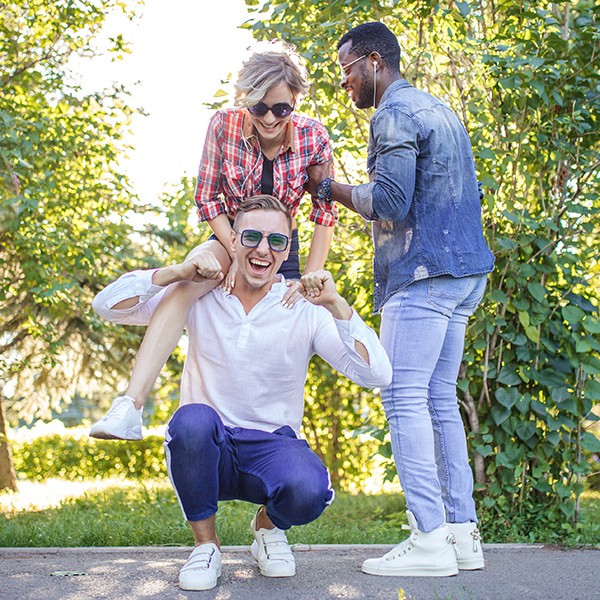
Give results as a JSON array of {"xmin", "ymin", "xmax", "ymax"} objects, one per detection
[
  {"xmin": 195, "ymin": 111, "xmax": 227, "ymax": 222},
  {"xmin": 308, "ymin": 122, "xmax": 338, "ymax": 226}
]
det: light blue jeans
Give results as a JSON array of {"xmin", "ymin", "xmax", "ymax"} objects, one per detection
[{"xmin": 380, "ymin": 274, "xmax": 487, "ymax": 532}]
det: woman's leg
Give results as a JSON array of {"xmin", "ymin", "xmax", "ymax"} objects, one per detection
[{"xmin": 125, "ymin": 240, "xmax": 231, "ymax": 407}]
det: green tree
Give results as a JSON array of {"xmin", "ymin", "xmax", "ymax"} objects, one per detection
[
  {"xmin": 242, "ymin": 0, "xmax": 600, "ymax": 536},
  {"xmin": 0, "ymin": 0, "xmax": 144, "ymax": 490}
]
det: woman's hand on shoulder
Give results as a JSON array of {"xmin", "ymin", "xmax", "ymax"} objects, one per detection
[
  {"xmin": 219, "ymin": 257, "xmax": 238, "ymax": 293},
  {"xmin": 281, "ymin": 279, "xmax": 304, "ymax": 309}
]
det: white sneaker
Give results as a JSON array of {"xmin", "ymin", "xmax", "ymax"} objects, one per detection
[
  {"xmin": 89, "ymin": 395, "xmax": 143, "ymax": 440},
  {"xmin": 250, "ymin": 509, "xmax": 296, "ymax": 577},
  {"xmin": 447, "ymin": 522, "xmax": 485, "ymax": 570},
  {"xmin": 362, "ymin": 510, "xmax": 458, "ymax": 577},
  {"xmin": 179, "ymin": 543, "xmax": 221, "ymax": 591}
]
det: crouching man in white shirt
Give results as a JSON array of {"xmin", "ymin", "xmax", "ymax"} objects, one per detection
[{"xmin": 91, "ymin": 195, "xmax": 392, "ymax": 591}]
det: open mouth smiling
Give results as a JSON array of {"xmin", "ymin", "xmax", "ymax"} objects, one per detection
[{"xmin": 249, "ymin": 257, "xmax": 271, "ymax": 274}]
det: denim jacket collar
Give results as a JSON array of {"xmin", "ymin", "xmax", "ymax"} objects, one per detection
[{"xmin": 377, "ymin": 78, "xmax": 411, "ymax": 108}]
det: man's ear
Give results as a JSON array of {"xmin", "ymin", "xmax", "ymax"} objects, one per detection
[{"xmin": 230, "ymin": 229, "xmax": 236, "ymax": 256}]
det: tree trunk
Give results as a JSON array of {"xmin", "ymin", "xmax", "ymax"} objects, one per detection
[
  {"xmin": 0, "ymin": 389, "xmax": 18, "ymax": 491},
  {"xmin": 459, "ymin": 364, "xmax": 486, "ymax": 485}
]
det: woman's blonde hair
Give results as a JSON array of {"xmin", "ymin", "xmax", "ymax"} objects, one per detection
[{"xmin": 234, "ymin": 41, "xmax": 309, "ymax": 107}]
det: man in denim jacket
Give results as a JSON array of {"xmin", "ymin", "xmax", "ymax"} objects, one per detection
[{"xmin": 305, "ymin": 22, "xmax": 494, "ymax": 577}]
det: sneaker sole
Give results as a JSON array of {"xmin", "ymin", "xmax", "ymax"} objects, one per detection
[
  {"xmin": 362, "ymin": 563, "xmax": 458, "ymax": 577},
  {"xmin": 89, "ymin": 428, "xmax": 143, "ymax": 441},
  {"xmin": 179, "ymin": 567, "xmax": 221, "ymax": 591},
  {"xmin": 458, "ymin": 560, "xmax": 485, "ymax": 570},
  {"xmin": 257, "ymin": 564, "xmax": 296, "ymax": 578}
]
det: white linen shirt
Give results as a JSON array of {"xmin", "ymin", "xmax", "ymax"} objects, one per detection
[{"xmin": 93, "ymin": 270, "xmax": 392, "ymax": 435}]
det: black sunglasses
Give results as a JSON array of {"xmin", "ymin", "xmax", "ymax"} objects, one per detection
[
  {"xmin": 237, "ymin": 229, "xmax": 290, "ymax": 252},
  {"xmin": 247, "ymin": 102, "xmax": 294, "ymax": 118}
]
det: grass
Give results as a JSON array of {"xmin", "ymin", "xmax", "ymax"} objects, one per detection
[
  {"xmin": 0, "ymin": 478, "xmax": 408, "ymax": 547},
  {"xmin": 1, "ymin": 478, "xmax": 599, "ymax": 548}
]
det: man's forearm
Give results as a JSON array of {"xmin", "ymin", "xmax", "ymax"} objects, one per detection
[
  {"xmin": 151, "ymin": 264, "xmax": 186, "ymax": 287},
  {"xmin": 330, "ymin": 180, "xmax": 357, "ymax": 213},
  {"xmin": 322, "ymin": 296, "xmax": 353, "ymax": 321},
  {"xmin": 325, "ymin": 297, "xmax": 371, "ymax": 364}
]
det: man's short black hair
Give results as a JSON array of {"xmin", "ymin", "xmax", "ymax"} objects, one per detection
[{"xmin": 337, "ymin": 22, "xmax": 401, "ymax": 73}]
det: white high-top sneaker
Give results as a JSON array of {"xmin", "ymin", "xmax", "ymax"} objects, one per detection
[
  {"xmin": 447, "ymin": 522, "xmax": 485, "ymax": 570},
  {"xmin": 362, "ymin": 510, "xmax": 458, "ymax": 577}
]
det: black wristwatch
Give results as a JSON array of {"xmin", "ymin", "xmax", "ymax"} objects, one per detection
[{"xmin": 316, "ymin": 177, "xmax": 334, "ymax": 202}]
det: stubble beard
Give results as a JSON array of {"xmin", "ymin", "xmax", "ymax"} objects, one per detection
[{"xmin": 354, "ymin": 64, "xmax": 374, "ymax": 110}]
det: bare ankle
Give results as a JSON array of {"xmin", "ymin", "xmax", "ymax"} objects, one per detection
[
  {"xmin": 255, "ymin": 506, "xmax": 276, "ymax": 531},
  {"xmin": 124, "ymin": 391, "xmax": 145, "ymax": 410}
]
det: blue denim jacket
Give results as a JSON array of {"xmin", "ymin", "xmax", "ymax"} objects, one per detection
[{"xmin": 351, "ymin": 79, "xmax": 495, "ymax": 312}]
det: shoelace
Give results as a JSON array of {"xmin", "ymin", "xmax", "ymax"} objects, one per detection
[
  {"xmin": 384, "ymin": 526, "xmax": 417, "ymax": 560},
  {"xmin": 102, "ymin": 398, "xmax": 131, "ymax": 420},
  {"xmin": 385, "ymin": 526, "xmax": 457, "ymax": 561}
]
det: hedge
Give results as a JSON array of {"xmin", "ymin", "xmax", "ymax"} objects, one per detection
[{"xmin": 12, "ymin": 433, "xmax": 167, "ymax": 480}]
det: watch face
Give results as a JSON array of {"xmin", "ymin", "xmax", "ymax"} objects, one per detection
[{"xmin": 317, "ymin": 178, "xmax": 332, "ymax": 200}]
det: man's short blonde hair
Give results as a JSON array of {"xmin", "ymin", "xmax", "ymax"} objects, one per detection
[
  {"xmin": 234, "ymin": 41, "xmax": 310, "ymax": 107},
  {"xmin": 233, "ymin": 195, "xmax": 292, "ymax": 233}
]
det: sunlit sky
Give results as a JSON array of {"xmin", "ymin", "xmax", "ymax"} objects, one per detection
[{"xmin": 72, "ymin": 0, "xmax": 254, "ymax": 205}]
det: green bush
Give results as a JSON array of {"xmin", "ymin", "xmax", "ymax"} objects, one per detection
[{"xmin": 13, "ymin": 433, "xmax": 167, "ymax": 480}]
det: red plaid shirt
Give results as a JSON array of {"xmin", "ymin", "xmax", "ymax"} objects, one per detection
[{"xmin": 195, "ymin": 108, "xmax": 338, "ymax": 226}]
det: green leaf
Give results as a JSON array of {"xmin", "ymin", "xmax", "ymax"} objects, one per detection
[
  {"xmin": 580, "ymin": 354, "xmax": 600, "ymax": 376},
  {"xmin": 515, "ymin": 421, "xmax": 537, "ymax": 441},
  {"xmin": 518, "ymin": 311, "xmax": 530, "ymax": 327},
  {"xmin": 497, "ymin": 366, "xmax": 521, "ymax": 386},
  {"xmin": 477, "ymin": 147, "xmax": 495, "ymax": 160},
  {"xmin": 495, "ymin": 387, "xmax": 519, "ymax": 409},
  {"xmin": 491, "ymin": 405, "xmax": 511, "ymax": 425},
  {"xmin": 562, "ymin": 305, "xmax": 585, "ymax": 324},
  {"xmin": 474, "ymin": 444, "xmax": 494, "ymax": 457},
  {"xmin": 515, "ymin": 394, "xmax": 530, "ymax": 415},
  {"xmin": 455, "ymin": 1, "xmax": 470, "ymax": 17},
  {"xmin": 583, "ymin": 318, "xmax": 600, "ymax": 334},
  {"xmin": 524, "ymin": 325, "xmax": 540, "ymax": 343},
  {"xmin": 489, "ymin": 289, "xmax": 509, "ymax": 303},
  {"xmin": 551, "ymin": 387, "xmax": 572, "ymax": 404},
  {"xmin": 495, "ymin": 451, "xmax": 516, "ymax": 467},
  {"xmin": 581, "ymin": 432, "xmax": 600, "ymax": 452},
  {"xmin": 527, "ymin": 282, "xmax": 547, "ymax": 304},
  {"xmin": 584, "ymin": 379, "xmax": 600, "ymax": 400}
]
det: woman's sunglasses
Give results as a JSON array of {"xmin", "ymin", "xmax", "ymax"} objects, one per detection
[
  {"xmin": 237, "ymin": 229, "xmax": 290, "ymax": 252},
  {"xmin": 247, "ymin": 102, "xmax": 294, "ymax": 118}
]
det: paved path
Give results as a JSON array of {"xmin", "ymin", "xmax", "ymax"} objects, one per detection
[{"xmin": 1, "ymin": 544, "xmax": 598, "ymax": 599}]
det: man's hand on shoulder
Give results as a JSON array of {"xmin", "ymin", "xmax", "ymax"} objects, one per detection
[
  {"xmin": 152, "ymin": 251, "xmax": 225, "ymax": 287},
  {"xmin": 300, "ymin": 270, "xmax": 353, "ymax": 320}
]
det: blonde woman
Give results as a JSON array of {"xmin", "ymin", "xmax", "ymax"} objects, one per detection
[{"xmin": 90, "ymin": 43, "xmax": 337, "ymax": 440}]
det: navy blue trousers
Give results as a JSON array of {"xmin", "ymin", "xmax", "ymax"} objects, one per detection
[{"xmin": 164, "ymin": 404, "xmax": 334, "ymax": 529}]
